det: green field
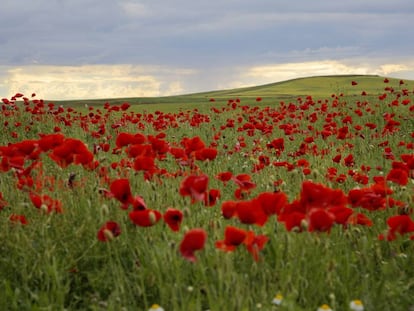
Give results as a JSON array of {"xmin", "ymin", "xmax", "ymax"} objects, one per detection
[
  {"xmin": 1, "ymin": 74, "xmax": 414, "ymax": 311},
  {"xmin": 51, "ymin": 74, "xmax": 414, "ymax": 111}
]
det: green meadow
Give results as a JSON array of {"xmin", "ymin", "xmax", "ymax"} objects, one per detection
[{"xmin": 1, "ymin": 75, "xmax": 414, "ymax": 311}]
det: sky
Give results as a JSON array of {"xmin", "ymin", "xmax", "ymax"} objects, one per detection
[{"xmin": 1, "ymin": 0, "xmax": 414, "ymax": 100}]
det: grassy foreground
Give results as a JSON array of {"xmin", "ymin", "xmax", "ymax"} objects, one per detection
[{"xmin": 0, "ymin": 75, "xmax": 414, "ymax": 310}]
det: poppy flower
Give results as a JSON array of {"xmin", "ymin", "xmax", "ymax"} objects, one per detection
[
  {"xmin": 163, "ymin": 208, "xmax": 183, "ymax": 232},
  {"xmin": 169, "ymin": 147, "xmax": 186, "ymax": 159},
  {"xmin": 97, "ymin": 221, "xmax": 121, "ymax": 242},
  {"xmin": 181, "ymin": 136, "xmax": 206, "ymax": 155},
  {"xmin": 256, "ymin": 191, "xmax": 287, "ymax": 216},
  {"xmin": 133, "ymin": 155, "xmax": 156, "ymax": 172},
  {"xmin": 344, "ymin": 154, "xmax": 355, "ymax": 167},
  {"xmin": 328, "ymin": 206, "xmax": 353, "ymax": 226},
  {"xmin": 299, "ymin": 180, "xmax": 347, "ymax": 211},
  {"xmin": 235, "ymin": 200, "xmax": 268, "ymax": 226},
  {"xmin": 130, "ymin": 195, "xmax": 147, "ymax": 211},
  {"xmin": 216, "ymin": 171, "xmax": 233, "ymax": 184},
  {"xmin": 243, "ymin": 231, "xmax": 269, "ymax": 262},
  {"xmin": 205, "ymin": 188, "xmax": 220, "ymax": 207},
  {"xmin": 348, "ymin": 183, "xmax": 391, "ymax": 211},
  {"xmin": 115, "ymin": 132, "xmax": 146, "ymax": 148},
  {"xmin": 221, "ymin": 200, "xmax": 238, "ymax": 219},
  {"xmin": 49, "ymin": 138, "xmax": 94, "ymax": 169},
  {"xmin": 179, "ymin": 174, "xmax": 209, "ymax": 203},
  {"xmin": 29, "ymin": 192, "xmax": 63, "ymax": 213},
  {"xmin": 382, "ymin": 215, "xmax": 414, "ymax": 241},
  {"xmin": 351, "ymin": 81, "xmax": 358, "ymax": 86},
  {"xmin": 386, "ymin": 168, "xmax": 408, "ymax": 186},
  {"xmin": 9, "ymin": 214, "xmax": 28, "ymax": 225},
  {"xmin": 179, "ymin": 228, "xmax": 207, "ymax": 262},
  {"xmin": 278, "ymin": 211, "xmax": 306, "ymax": 232},
  {"xmin": 307, "ymin": 208, "xmax": 335, "ymax": 233},
  {"xmin": 232, "ymin": 173, "xmax": 256, "ymax": 194},
  {"xmin": 347, "ymin": 213, "xmax": 373, "ymax": 227},
  {"xmin": 195, "ymin": 147, "xmax": 218, "ymax": 161},
  {"xmin": 38, "ymin": 133, "xmax": 65, "ymax": 151},
  {"xmin": 110, "ymin": 178, "xmax": 133, "ymax": 206},
  {"xmin": 215, "ymin": 226, "xmax": 247, "ymax": 252},
  {"xmin": 0, "ymin": 192, "xmax": 8, "ymax": 210},
  {"xmin": 129, "ymin": 209, "xmax": 162, "ymax": 227}
]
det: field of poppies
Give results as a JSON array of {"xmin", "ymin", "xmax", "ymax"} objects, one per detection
[{"xmin": 1, "ymin": 76, "xmax": 413, "ymax": 310}]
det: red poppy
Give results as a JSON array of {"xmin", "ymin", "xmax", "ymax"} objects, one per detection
[
  {"xmin": 163, "ymin": 208, "xmax": 183, "ymax": 232},
  {"xmin": 97, "ymin": 221, "xmax": 121, "ymax": 242},
  {"xmin": 382, "ymin": 215, "xmax": 414, "ymax": 241},
  {"xmin": 232, "ymin": 174, "xmax": 256, "ymax": 191},
  {"xmin": 133, "ymin": 155, "xmax": 156, "ymax": 172},
  {"xmin": 216, "ymin": 171, "xmax": 233, "ymax": 184},
  {"xmin": 130, "ymin": 195, "xmax": 147, "ymax": 211},
  {"xmin": 169, "ymin": 147, "xmax": 186, "ymax": 159},
  {"xmin": 205, "ymin": 188, "xmax": 220, "ymax": 207},
  {"xmin": 328, "ymin": 206, "xmax": 353, "ymax": 226},
  {"xmin": 9, "ymin": 214, "xmax": 28, "ymax": 225},
  {"xmin": 235, "ymin": 200, "xmax": 268, "ymax": 226},
  {"xmin": 278, "ymin": 211, "xmax": 306, "ymax": 232},
  {"xmin": 29, "ymin": 192, "xmax": 63, "ymax": 213},
  {"xmin": 344, "ymin": 154, "xmax": 355, "ymax": 167},
  {"xmin": 243, "ymin": 231, "xmax": 269, "ymax": 262},
  {"xmin": 179, "ymin": 228, "xmax": 207, "ymax": 262},
  {"xmin": 110, "ymin": 178, "xmax": 133, "ymax": 206},
  {"xmin": 179, "ymin": 174, "xmax": 209, "ymax": 203},
  {"xmin": 221, "ymin": 200, "xmax": 238, "ymax": 219},
  {"xmin": 0, "ymin": 192, "xmax": 8, "ymax": 210},
  {"xmin": 348, "ymin": 183, "xmax": 392, "ymax": 211},
  {"xmin": 215, "ymin": 226, "xmax": 248, "ymax": 252},
  {"xmin": 256, "ymin": 191, "xmax": 287, "ymax": 216},
  {"xmin": 347, "ymin": 213, "xmax": 373, "ymax": 227},
  {"xmin": 266, "ymin": 138, "xmax": 285, "ymax": 154},
  {"xmin": 38, "ymin": 133, "xmax": 65, "ymax": 151},
  {"xmin": 129, "ymin": 209, "xmax": 162, "ymax": 227},
  {"xmin": 120, "ymin": 102, "xmax": 130, "ymax": 111},
  {"xmin": 386, "ymin": 168, "xmax": 408, "ymax": 186},
  {"xmin": 49, "ymin": 138, "xmax": 94, "ymax": 169},
  {"xmin": 195, "ymin": 147, "xmax": 218, "ymax": 161},
  {"xmin": 307, "ymin": 208, "xmax": 335, "ymax": 233},
  {"xmin": 299, "ymin": 180, "xmax": 347, "ymax": 211},
  {"xmin": 116, "ymin": 132, "xmax": 146, "ymax": 148},
  {"xmin": 181, "ymin": 136, "xmax": 206, "ymax": 155}
]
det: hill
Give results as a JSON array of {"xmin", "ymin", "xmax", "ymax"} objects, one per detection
[{"xmin": 52, "ymin": 74, "xmax": 414, "ymax": 108}]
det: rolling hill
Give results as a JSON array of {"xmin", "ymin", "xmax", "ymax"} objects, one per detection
[{"xmin": 52, "ymin": 74, "xmax": 414, "ymax": 108}]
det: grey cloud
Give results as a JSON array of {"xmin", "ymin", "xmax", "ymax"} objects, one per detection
[{"xmin": 0, "ymin": 0, "xmax": 413, "ymax": 76}]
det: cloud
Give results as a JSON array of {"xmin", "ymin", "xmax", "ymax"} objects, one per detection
[
  {"xmin": 221, "ymin": 59, "xmax": 414, "ymax": 89},
  {"xmin": 2, "ymin": 65, "xmax": 196, "ymax": 100}
]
